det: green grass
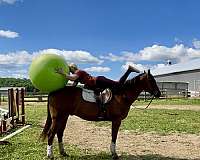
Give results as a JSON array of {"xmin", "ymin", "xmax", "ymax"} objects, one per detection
[
  {"xmin": 123, "ymin": 109, "xmax": 200, "ymax": 134},
  {"xmin": 134, "ymin": 98, "xmax": 200, "ymax": 106},
  {"xmin": 0, "ymin": 104, "xmax": 104, "ymax": 160},
  {"xmin": 96, "ymin": 108, "xmax": 200, "ymax": 134},
  {"xmin": 1, "ymin": 103, "xmax": 200, "ymax": 159}
]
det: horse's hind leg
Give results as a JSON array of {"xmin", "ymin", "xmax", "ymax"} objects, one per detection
[{"xmin": 57, "ymin": 115, "xmax": 69, "ymax": 156}]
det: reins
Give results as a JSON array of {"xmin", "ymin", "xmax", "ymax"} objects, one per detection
[
  {"xmin": 123, "ymin": 72, "xmax": 157, "ymax": 110},
  {"xmin": 144, "ymin": 95, "xmax": 154, "ymax": 109}
]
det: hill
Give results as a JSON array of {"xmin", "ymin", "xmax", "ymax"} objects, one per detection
[{"xmin": 0, "ymin": 78, "xmax": 35, "ymax": 92}]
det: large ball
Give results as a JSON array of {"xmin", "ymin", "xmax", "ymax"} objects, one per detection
[{"xmin": 29, "ymin": 53, "xmax": 69, "ymax": 93}]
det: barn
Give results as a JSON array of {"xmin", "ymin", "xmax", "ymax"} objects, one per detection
[{"xmin": 152, "ymin": 58, "xmax": 200, "ymax": 97}]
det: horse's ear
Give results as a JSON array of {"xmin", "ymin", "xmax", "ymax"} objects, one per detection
[
  {"xmin": 148, "ymin": 69, "xmax": 150, "ymax": 75},
  {"xmin": 144, "ymin": 70, "xmax": 146, "ymax": 73}
]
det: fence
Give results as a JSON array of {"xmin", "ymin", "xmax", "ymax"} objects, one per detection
[
  {"xmin": 23, "ymin": 89, "xmax": 190, "ymax": 103},
  {"xmin": 0, "ymin": 88, "xmax": 25, "ymax": 133},
  {"xmin": 24, "ymin": 92, "xmax": 48, "ymax": 102},
  {"xmin": 138, "ymin": 89, "xmax": 190, "ymax": 100}
]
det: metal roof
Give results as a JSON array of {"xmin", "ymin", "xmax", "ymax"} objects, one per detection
[{"xmin": 152, "ymin": 58, "xmax": 200, "ymax": 76}]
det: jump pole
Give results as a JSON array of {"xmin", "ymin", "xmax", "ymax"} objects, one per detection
[{"xmin": 0, "ymin": 125, "xmax": 30, "ymax": 142}]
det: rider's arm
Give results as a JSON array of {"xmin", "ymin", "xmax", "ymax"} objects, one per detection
[
  {"xmin": 55, "ymin": 68, "xmax": 79, "ymax": 81},
  {"xmin": 65, "ymin": 74, "xmax": 79, "ymax": 81}
]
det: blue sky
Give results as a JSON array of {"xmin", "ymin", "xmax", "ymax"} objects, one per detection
[{"xmin": 1, "ymin": 0, "xmax": 200, "ymax": 79}]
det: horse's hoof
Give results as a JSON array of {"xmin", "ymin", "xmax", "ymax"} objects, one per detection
[
  {"xmin": 47, "ymin": 154, "xmax": 54, "ymax": 159},
  {"xmin": 60, "ymin": 151, "xmax": 69, "ymax": 157},
  {"xmin": 47, "ymin": 156, "xmax": 54, "ymax": 159},
  {"xmin": 112, "ymin": 153, "xmax": 119, "ymax": 160}
]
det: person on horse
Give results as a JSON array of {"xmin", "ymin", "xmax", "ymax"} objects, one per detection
[
  {"xmin": 56, "ymin": 63, "xmax": 140, "ymax": 119},
  {"xmin": 56, "ymin": 63, "xmax": 140, "ymax": 92}
]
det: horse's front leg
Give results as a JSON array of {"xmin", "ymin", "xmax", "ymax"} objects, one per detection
[{"xmin": 111, "ymin": 119, "xmax": 121, "ymax": 160}]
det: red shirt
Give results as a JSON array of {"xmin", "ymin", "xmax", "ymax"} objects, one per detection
[{"xmin": 75, "ymin": 70, "xmax": 96, "ymax": 88}]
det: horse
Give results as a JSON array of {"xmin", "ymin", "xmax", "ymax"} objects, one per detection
[{"xmin": 40, "ymin": 70, "xmax": 161, "ymax": 159}]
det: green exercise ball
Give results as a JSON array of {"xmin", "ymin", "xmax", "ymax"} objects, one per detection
[{"xmin": 29, "ymin": 53, "xmax": 69, "ymax": 93}]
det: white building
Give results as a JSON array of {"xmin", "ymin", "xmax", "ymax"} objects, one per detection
[{"xmin": 152, "ymin": 58, "xmax": 200, "ymax": 97}]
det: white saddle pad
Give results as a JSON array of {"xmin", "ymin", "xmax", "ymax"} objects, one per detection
[{"xmin": 82, "ymin": 88, "xmax": 96, "ymax": 103}]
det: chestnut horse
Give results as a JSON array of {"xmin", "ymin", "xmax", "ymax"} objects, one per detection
[{"xmin": 41, "ymin": 70, "xmax": 161, "ymax": 159}]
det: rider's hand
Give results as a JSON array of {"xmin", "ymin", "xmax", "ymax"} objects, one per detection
[{"xmin": 55, "ymin": 67, "xmax": 65, "ymax": 75}]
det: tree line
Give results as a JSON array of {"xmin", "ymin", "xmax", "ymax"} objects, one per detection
[{"xmin": 0, "ymin": 78, "xmax": 36, "ymax": 92}]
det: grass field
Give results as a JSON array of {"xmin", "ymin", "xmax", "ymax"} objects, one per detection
[
  {"xmin": 97, "ymin": 108, "xmax": 200, "ymax": 134},
  {"xmin": 134, "ymin": 98, "xmax": 200, "ymax": 106},
  {"xmin": 0, "ymin": 99, "xmax": 200, "ymax": 159},
  {"xmin": 0, "ymin": 104, "xmax": 117, "ymax": 160}
]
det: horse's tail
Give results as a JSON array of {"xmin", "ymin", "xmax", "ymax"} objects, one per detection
[{"xmin": 40, "ymin": 94, "xmax": 52, "ymax": 141}]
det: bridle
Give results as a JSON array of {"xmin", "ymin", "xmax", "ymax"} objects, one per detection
[
  {"xmin": 144, "ymin": 73, "xmax": 158, "ymax": 109},
  {"xmin": 144, "ymin": 95, "xmax": 154, "ymax": 109},
  {"xmin": 124, "ymin": 69, "xmax": 159, "ymax": 109}
]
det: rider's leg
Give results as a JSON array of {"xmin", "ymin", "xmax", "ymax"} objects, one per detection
[
  {"xmin": 95, "ymin": 66, "xmax": 138, "ymax": 90},
  {"xmin": 118, "ymin": 65, "xmax": 139, "ymax": 84}
]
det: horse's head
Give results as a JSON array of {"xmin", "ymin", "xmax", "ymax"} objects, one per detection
[{"xmin": 141, "ymin": 70, "xmax": 161, "ymax": 98}]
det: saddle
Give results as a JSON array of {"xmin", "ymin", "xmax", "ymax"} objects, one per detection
[{"xmin": 82, "ymin": 88, "xmax": 112, "ymax": 105}]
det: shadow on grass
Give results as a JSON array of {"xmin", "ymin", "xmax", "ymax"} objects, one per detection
[{"xmin": 57, "ymin": 153, "xmax": 192, "ymax": 160}]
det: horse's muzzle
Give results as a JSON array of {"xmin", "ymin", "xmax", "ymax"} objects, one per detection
[{"xmin": 154, "ymin": 90, "xmax": 161, "ymax": 98}]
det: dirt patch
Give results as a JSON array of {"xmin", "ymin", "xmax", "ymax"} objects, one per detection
[{"xmin": 64, "ymin": 115, "xmax": 200, "ymax": 159}]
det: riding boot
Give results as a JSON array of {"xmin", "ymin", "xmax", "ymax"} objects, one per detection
[{"xmin": 96, "ymin": 95, "xmax": 105, "ymax": 119}]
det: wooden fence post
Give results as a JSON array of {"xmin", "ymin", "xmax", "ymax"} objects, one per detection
[
  {"xmin": 0, "ymin": 93, "xmax": 1, "ymax": 105},
  {"xmin": 21, "ymin": 88, "xmax": 25, "ymax": 125},
  {"xmin": 0, "ymin": 119, "xmax": 2, "ymax": 134},
  {"xmin": 8, "ymin": 89, "xmax": 11, "ymax": 117},
  {"xmin": 16, "ymin": 88, "xmax": 20, "ymax": 122},
  {"xmin": 8, "ymin": 88, "xmax": 17, "ymax": 128},
  {"xmin": 2, "ymin": 120, "xmax": 6, "ymax": 132},
  {"xmin": 8, "ymin": 88, "xmax": 16, "ymax": 117}
]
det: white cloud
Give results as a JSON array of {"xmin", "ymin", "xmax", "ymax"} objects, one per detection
[
  {"xmin": 101, "ymin": 44, "xmax": 200, "ymax": 63},
  {"xmin": 121, "ymin": 62, "xmax": 169, "ymax": 74},
  {"xmin": 0, "ymin": 49, "xmax": 104, "ymax": 78},
  {"xmin": 0, "ymin": 0, "xmax": 20, "ymax": 4},
  {"xmin": 193, "ymin": 39, "xmax": 200, "ymax": 49},
  {"xmin": 37, "ymin": 49, "xmax": 103, "ymax": 64},
  {"xmin": 121, "ymin": 62, "xmax": 147, "ymax": 72},
  {"xmin": 100, "ymin": 53, "xmax": 124, "ymax": 62},
  {"xmin": 154, "ymin": 63, "xmax": 167, "ymax": 69},
  {"xmin": 84, "ymin": 66, "xmax": 111, "ymax": 73},
  {"xmin": 0, "ymin": 49, "xmax": 103, "ymax": 65},
  {"xmin": 2, "ymin": 43, "xmax": 200, "ymax": 78},
  {"xmin": 100, "ymin": 52, "xmax": 138, "ymax": 62},
  {"xmin": 0, "ymin": 30, "xmax": 19, "ymax": 38},
  {"xmin": 0, "ymin": 51, "xmax": 32, "ymax": 64},
  {"xmin": 0, "ymin": 63, "xmax": 28, "ymax": 78},
  {"xmin": 174, "ymin": 37, "xmax": 183, "ymax": 44},
  {"xmin": 138, "ymin": 44, "xmax": 185, "ymax": 61}
]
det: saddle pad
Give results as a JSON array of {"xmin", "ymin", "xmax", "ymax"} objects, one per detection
[{"xmin": 82, "ymin": 88, "xmax": 96, "ymax": 103}]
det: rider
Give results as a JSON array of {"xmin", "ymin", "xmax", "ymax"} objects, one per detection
[
  {"xmin": 56, "ymin": 64, "xmax": 140, "ymax": 119},
  {"xmin": 56, "ymin": 63, "xmax": 140, "ymax": 92}
]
